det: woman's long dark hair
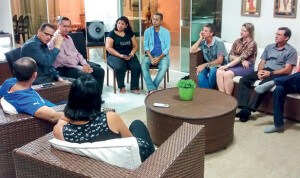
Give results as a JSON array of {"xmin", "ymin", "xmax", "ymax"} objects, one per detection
[
  {"xmin": 114, "ymin": 16, "xmax": 133, "ymax": 34},
  {"xmin": 64, "ymin": 74, "xmax": 101, "ymax": 121}
]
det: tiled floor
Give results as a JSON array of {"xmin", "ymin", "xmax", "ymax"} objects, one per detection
[{"xmin": 89, "ymin": 48, "xmax": 188, "ymax": 114}]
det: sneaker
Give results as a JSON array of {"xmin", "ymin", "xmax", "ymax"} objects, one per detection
[
  {"xmin": 101, "ymin": 107, "xmax": 116, "ymax": 113},
  {"xmin": 263, "ymin": 126, "xmax": 284, "ymax": 133}
]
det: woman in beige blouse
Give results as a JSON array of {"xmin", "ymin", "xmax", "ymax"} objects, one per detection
[{"xmin": 216, "ymin": 23, "xmax": 257, "ymax": 95}]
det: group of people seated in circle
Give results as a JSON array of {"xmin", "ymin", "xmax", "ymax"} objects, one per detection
[
  {"xmin": 1, "ymin": 12, "xmax": 300, "ymax": 164},
  {"xmin": 190, "ymin": 23, "xmax": 299, "ymax": 134},
  {"xmin": 1, "ymin": 14, "xmax": 170, "ymax": 162}
]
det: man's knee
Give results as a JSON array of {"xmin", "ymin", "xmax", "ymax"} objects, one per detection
[
  {"xmin": 274, "ymin": 85, "xmax": 285, "ymax": 94},
  {"xmin": 141, "ymin": 58, "xmax": 150, "ymax": 69}
]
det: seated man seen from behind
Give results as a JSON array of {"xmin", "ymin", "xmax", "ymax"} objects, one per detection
[
  {"xmin": 0, "ymin": 57, "xmax": 64, "ymax": 123},
  {"xmin": 48, "ymin": 17, "xmax": 105, "ymax": 99},
  {"xmin": 53, "ymin": 74, "xmax": 155, "ymax": 162},
  {"xmin": 190, "ymin": 23, "xmax": 228, "ymax": 88},
  {"xmin": 21, "ymin": 23, "xmax": 64, "ymax": 84},
  {"xmin": 236, "ymin": 27, "xmax": 298, "ymax": 123}
]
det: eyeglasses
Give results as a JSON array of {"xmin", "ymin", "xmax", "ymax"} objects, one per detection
[{"xmin": 42, "ymin": 31, "xmax": 54, "ymax": 38}]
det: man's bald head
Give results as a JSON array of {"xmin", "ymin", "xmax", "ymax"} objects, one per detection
[{"xmin": 13, "ymin": 57, "xmax": 37, "ymax": 82}]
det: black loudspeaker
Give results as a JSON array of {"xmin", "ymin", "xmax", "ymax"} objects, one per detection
[{"xmin": 86, "ymin": 21, "xmax": 105, "ymax": 47}]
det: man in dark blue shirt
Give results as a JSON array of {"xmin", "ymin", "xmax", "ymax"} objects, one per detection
[{"xmin": 21, "ymin": 23, "xmax": 64, "ymax": 84}]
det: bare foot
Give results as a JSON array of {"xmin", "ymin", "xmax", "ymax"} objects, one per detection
[
  {"xmin": 131, "ymin": 90, "xmax": 140, "ymax": 94},
  {"xmin": 119, "ymin": 88, "xmax": 126, "ymax": 94}
]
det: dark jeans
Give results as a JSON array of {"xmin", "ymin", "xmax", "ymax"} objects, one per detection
[
  {"xmin": 57, "ymin": 62, "xmax": 105, "ymax": 95},
  {"xmin": 273, "ymin": 73, "xmax": 300, "ymax": 127},
  {"xmin": 129, "ymin": 120, "xmax": 155, "ymax": 162},
  {"xmin": 237, "ymin": 68, "xmax": 277, "ymax": 111},
  {"xmin": 33, "ymin": 75, "xmax": 56, "ymax": 85},
  {"xmin": 107, "ymin": 55, "xmax": 141, "ymax": 90}
]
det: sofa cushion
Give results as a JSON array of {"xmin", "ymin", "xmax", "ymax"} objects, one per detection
[
  {"xmin": 49, "ymin": 137, "xmax": 141, "ymax": 170},
  {"xmin": 287, "ymin": 93, "xmax": 300, "ymax": 99},
  {"xmin": 0, "ymin": 97, "xmax": 18, "ymax": 115},
  {"xmin": 254, "ymin": 48, "xmax": 264, "ymax": 71}
]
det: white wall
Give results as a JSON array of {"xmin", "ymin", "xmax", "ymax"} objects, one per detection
[
  {"xmin": 0, "ymin": 0, "xmax": 13, "ymax": 34},
  {"xmin": 85, "ymin": 0, "xmax": 119, "ymax": 32},
  {"xmin": 222, "ymin": 0, "xmax": 300, "ymax": 52}
]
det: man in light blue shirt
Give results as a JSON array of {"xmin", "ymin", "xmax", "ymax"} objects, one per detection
[
  {"xmin": 190, "ymin": 24, "xmax": 228, "ymax": 88},
  {"xmin": 142, "ymin": 13, "xmax": 171, "ymax": 93}
]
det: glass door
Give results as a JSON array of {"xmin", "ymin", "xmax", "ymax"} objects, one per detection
[{"xmin": 180, "ymin": 0, "xmax": 191, "ymax": 72}]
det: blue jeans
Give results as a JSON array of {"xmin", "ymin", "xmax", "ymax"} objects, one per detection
[
  {"xmin": 273, "ymin": 73, "xmax": 300, "ymax": 127},
  {"xmin": 197, "ymin": 67, "xmax": 217, "ymax": 88},
  {"xmin": 141, "ymin": 56, "xmax": 169, "ymax": 91}
]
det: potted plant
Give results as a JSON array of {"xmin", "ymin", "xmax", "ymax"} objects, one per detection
[{"xmin": 177, "ymin": 79, "xmax": 196, "ymax": 101}]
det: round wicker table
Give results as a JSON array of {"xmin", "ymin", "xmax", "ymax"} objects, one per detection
[{"xmin": 145, "ymin": 88, "xmax": 238, "ymax": 153}]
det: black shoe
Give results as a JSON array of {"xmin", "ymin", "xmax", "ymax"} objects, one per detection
[
  {"xmin": 235, "ymin": 110, "xmax": 243, "ymax": 118},
  {"xmin": 101, "ymin": 100, "xmax": 105, "ymax": 104},
  {"xmin": 236, "ymin": 107, "xmax": 251, "ymax": 118},
  {"xmin": 239, "ymin": 116, "xmax": 249, "ymax": 122}
]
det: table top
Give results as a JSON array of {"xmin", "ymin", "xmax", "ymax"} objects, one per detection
[{"xmin": 145, "ymin": 88, "xmax": 237, "ymax": 120}]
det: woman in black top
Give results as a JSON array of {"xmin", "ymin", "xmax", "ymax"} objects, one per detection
[
  {"xmin": 53, "ymin": 74, "xmax": 155, "ymax": 162},
  {"xmin": 106, "ymin": 16, "xmax": 141, "ymax": 94}
]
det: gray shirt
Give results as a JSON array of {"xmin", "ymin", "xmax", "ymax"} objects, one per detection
[
  {"xmin": 199, "ymin": 36, "xmax": 228, "ymax": 64},
  {"xmin": 261, "ymin": 43, "xmax": 298, "ymax": 70}
]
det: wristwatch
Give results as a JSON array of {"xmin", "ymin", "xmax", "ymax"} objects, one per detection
[
  {"xmin": 270, "ymin": 71, "xmax": 274, "ymax": 76},
  {"xmin": 206, "ymin": 63, "xmax": 210, "ymax": 68}
]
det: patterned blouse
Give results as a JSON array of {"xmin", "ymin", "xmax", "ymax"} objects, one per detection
[
  {"xmin": 230, "ymin": 38, "xmax": 257, "ymax": 63},
  {"xmin": 62, "ymin": 113, "xmax": 153, "ymax": 162}
]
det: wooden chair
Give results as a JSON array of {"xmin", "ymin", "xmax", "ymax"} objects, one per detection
[
  {"xmin": 15, "ymin": 15, "xmax": 23, "ymax": 43},
  {"xmin": 18, "ymin": 15, "xmax": 30, "ymax": 43},
  {"xmin": 105, "ymin": 31, "xmax": 143, "ymax": 93},
  {"xmin": 12, "ymin": 15, "xmax": 18, "ymax": 42},
  {"xmin": 106, "ymin": 61, "xmax": 143, "ymax": 94}
]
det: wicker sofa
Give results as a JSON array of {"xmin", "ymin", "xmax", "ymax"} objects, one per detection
[
  {"xmin": 13, "ymin": 123, "xmax": 205, "ymax": 178},
  {"xmin": 189, "ymin": 43, "xmax": 300, "ymax": 122},
  {"xmin": 0, "ymin": 105, "xmax": 65, "ymax": 178}
]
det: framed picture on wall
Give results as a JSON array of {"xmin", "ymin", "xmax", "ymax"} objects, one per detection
[
  {"xmin": 274, "ymin": 0, "xmax": 298, "ymax": 18},
  {"xmin": 241, "ymin": 0, "xmax": 261, "ymax": 17}
]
